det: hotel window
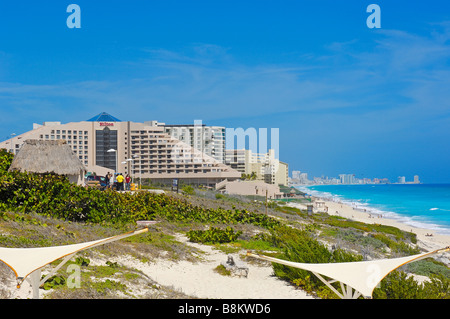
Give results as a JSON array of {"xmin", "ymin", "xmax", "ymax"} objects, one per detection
[
  {"xmin": 95, "ymin": 126, "xmax": 117, "ymax": 171},
  {"xmin": 68, "ymin": 130, "xmax": 71, "ymax": 134}
]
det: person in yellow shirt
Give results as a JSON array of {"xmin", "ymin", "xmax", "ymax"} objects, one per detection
[{"xmin": 116, "ymin": 173, "xmax": 124, "ymax": 191}]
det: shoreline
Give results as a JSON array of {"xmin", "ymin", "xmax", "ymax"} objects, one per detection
[
  {"xmin": 287, "ymin": 196, "xmax": 450, "ymax": 254},
  {"xmin": 322, "ymin": 199, "xmax": 450, "ymax": 253}
]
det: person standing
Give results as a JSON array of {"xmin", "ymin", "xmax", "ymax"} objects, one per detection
[
  {"xmin": 105, "ymin": 172, "xmax": 110, "ymax": 189},
  {"xmin": 116, "ymin": 173, "xmax": 124, "ymax": 191},
  {"xmin": 110, "ymin": 173, "xmax": 115, "ymax": 190},
  {"xmin": 125, "ymin": 174, "xmax": 131, "ymax": 190}
]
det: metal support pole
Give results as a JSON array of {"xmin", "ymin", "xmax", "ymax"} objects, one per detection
[
  {"xmin": 39, "ymin": 253, "xmax": 76, "ymax": 287},
  {"xmin": 28, "ymin": 269, "xmax": 41, "ymax": 299}
]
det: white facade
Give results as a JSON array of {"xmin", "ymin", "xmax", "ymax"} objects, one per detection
[
  {"xmin": 225, "ymin": 149, "xmax": 288, "ymax": 186},
  {"xmin": 339, "ymin": 174, "xmax": 356, "ymax": 185},
  {"xmin": 163, "ymin": 120, "xmax": 226, "ymax": 163}
]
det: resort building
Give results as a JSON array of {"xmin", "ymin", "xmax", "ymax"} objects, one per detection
[
  {"xmin": 161, "ymin": 120, "xmax": 226, "ymax": 163},
  {"xmin": 225, "ymin": 149, "xmax": 289, "ymax": 186},
  {"xmin": 339, "ymin": 174, "xmax": 356, "ymax": 185},
  {"xmin": 216, "ymin": 180, "xmax": 284, "ymax": 199},
  {"xmin": 0, "ymin": 112, "xmax": 240, "ymax": 186}
]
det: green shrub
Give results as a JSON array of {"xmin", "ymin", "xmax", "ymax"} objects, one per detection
[
  {"xmin": 42, "ymin": 275, "xmax": 66, "ymax": 290},
  {"xmin": 372, "ymin": 271, "xmax": 450, "ymax": 299},
  {"xmin": 187, "ymin": 226, "xmax": 242, "ymax": 244},
  {"xmin": 215, "ymin": 193, "xmax": 226, "ymax": 199},
  {"xmin": 214, "ymin": 264, "xmax": 231, "ymax": 276},
  {"xmin": 0, "ymin": 160, "xmax": 280, "ymax": 229},
  {"xmin": 74, "ymin": 256, "xmax": 90, "ymax": 267},
  {"xmin": 407, "ymin": 258, "xmax": 450, "ymax": 278},
  {"xmin": 181, "ymin": 185, "xmax": 195, "ymax": 195},
  {"xmin": 0, "ymin": 149, "xmax": 13, "ymax": 174}
]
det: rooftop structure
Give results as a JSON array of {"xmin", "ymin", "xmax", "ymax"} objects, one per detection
[
  {"xmin": 8, "ymin": 139, "xmax": 86, "ymax": 185},
  {"xmin": 87, "ymin": 112, "xmax": 122, "ymax": 122}
]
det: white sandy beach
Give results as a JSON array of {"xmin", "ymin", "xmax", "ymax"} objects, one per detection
[{"xmin": 114, "ymin": 233, "xmax": 314, "ymax": 299}]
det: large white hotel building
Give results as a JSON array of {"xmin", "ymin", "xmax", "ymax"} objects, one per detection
[{"xmin": 0, "ymin": 112, "xmax": 240, "ymax": 186}]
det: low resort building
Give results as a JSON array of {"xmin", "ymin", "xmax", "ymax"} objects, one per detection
[{"xmin": 216, "ymin": 180, "xmax": 284, "ymax": 199}]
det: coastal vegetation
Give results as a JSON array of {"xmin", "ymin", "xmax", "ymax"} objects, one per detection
[{"xmin": 0, "ymin": 149, "xmax": 449, "ymax": 299}]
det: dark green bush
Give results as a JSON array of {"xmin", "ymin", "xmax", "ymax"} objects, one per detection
[
  {"xmin": 0, "ymin": 150, "xmax": 279, "ymax": 229},
  {"xmin": 0, "ymin": 149, "xmax": 13, "ymax": 174},
  {"xmin": 373, "ymin": 271, "xmax": 450, "ymax": 299},
  {"xmin": 187, "ymin": 226, "xmax": 242, "ymax": 244},
  {"xmin": 181, "ymin": 185, "xmax": 195, "ymax": 195}
]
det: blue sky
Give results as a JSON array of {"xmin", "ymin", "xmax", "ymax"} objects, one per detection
[{"xmin": 0, "ymin": 1, "xmax": 450, "ymax": 183}]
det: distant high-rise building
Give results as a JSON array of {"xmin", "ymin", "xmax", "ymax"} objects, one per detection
[
  {"xmin": 414, "ymin": 175, "xmax": 420, "ymax": 184},
  {"xmin": 292, "ymin": 170, "xmax": 301, "ymax": 180},
  {"xmin": 299, "ymin": 173, "xmax": 309, "ymax": 184},
  {"xmin": 339, "ymin": 174, "xmax": 355, "ymax": 184},
  {"xmin": 163, "ymin": 120, "xmax": 226, "ymax": 164},
  {"xmin": 398, "ymin": 176, "xmax": 406, "ymax": 184}
]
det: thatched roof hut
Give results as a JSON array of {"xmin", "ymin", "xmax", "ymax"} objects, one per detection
[{"xmin": 8, "ymin": 139, "xmax": 86, "ymax": 185}]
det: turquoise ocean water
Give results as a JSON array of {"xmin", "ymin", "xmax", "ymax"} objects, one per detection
[{"xmin": 296, "ymin": 184, "xmax": 450, "ymax": 235}]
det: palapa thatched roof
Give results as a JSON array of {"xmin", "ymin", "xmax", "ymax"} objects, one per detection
[{"xmin": 8, "ymin": 139, "xmax": 86, "ymax": 175}]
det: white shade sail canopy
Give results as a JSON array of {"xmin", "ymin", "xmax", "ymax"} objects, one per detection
[
  {"xmin": 0, "ymin": 228, "xmax": 149, "ymax": 285},
  {"xmin": 248, "ymin": 246, "xmax": 450, "ymax": 298}
]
